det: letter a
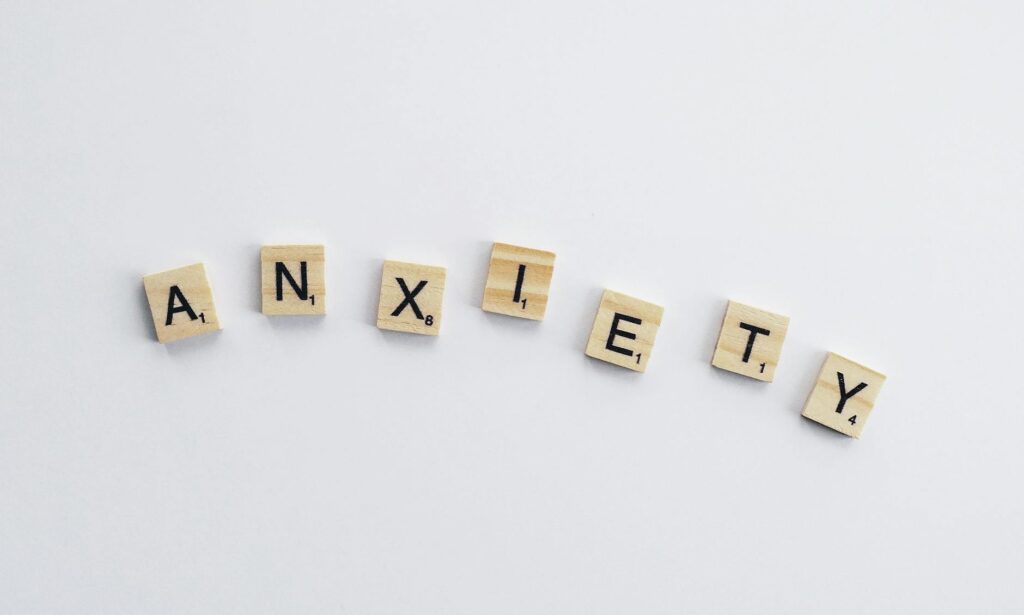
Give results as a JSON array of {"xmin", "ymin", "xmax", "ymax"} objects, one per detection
[{"xmin": 165, "ymin": 285, "xmax": 199, "ymax": 325}]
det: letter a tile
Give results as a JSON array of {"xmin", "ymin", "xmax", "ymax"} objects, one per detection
[
  {"xmin": 711, "ymin": 300, "xmax": 790, "ymax": 382},
  {"xmin": 481, "ymin": 242, "xmax": 556, "ymax": 320},
  {"xmin": 376, "ymin": 260, "xmax": 446, "ymax": 335},
  {"xmin": 801, "ymin": 352, "xmax": 887, "ymax": 438},
  {"xmin": 143, "ymin": 262, "xmax": 221, "ymax": 343},
  {"xmin": 260, "ymin": 245, "xmax": 326, "ymax": 316},
  {"xmin": 584, "ymin": 290, "xmax": 663, "ymax": 372}
]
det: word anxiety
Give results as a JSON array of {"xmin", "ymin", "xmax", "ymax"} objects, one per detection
[{"xmin": 141, "ymin": 242, "xmax": 887, "ymax": 439}]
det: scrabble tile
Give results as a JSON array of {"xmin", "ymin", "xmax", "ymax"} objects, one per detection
[
  {"xmin": 260, "ymin": 244, "xmax": 326, "ymax": 316},
  {"xmin": 711, "ymin": 300, "xmax": 790, "ymax": 382},
  {"xmin": 142, "ymin": 262, "xmax": 221, "ymax": 343},
  {"xmin": 802, "ymin": 352, "xmax": 887, "ymax": 438},
  {"xmin": 481, "ymin": 242, "xmax": 556, "ymax": 321},
  {"xmin": 376, "ymin": 260, "xmax": 446, "ymax": 335},
  {"xmin": 584, "ymin": 290, "xmax": 664, "ymax": 372}
]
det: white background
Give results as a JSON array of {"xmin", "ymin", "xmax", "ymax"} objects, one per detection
[{"xmin": 2, "ymin": 2, "xmax": 1022, "ymax": 613}]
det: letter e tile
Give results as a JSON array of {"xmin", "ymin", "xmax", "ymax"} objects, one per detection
[{"xmin": 584, "ymin": 290, "xmax": 663, "ymax": 372}]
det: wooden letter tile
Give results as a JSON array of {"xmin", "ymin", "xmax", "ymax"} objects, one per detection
[
  {"xmin": 260, "ymin": 244, "xmax": 326, "ymax": 316},
  {"xmin": 376, "ymin": 260, "xmax": 446, "ymax": 335},
  {"xmin": 481, "ymin": 242, "xmax": 556, "ymax": 321},
  {"xmin": 801, "ymin": 352, "xmax": 887, "ymax": 438},
  {"xmin": 584, "ymin": 290, "xmax": 663, "ymax": 372},
  {"xmin": 143, "ymin": 262, "xmax": 221, "ymax": 343},
  {"xmin": 711, "ymin": 300, "xmax": 790, "ymax": 382}
]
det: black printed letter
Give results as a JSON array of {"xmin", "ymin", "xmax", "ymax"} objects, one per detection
[
  {"xmin": 512, "ymin": 264, "xmax": 527, "ymax": 304},
  {"xmin": 391, "ymin": 278, "xmax": 427, "ymax": 320},
  {"xmin": 275, "ymin": 261, "xmax": 308, "ymax": 301},
  {"xmin": 738, "ymin": 322, "xmax": 770, "ymax": 363},
  {"xmin": 606, "ymin": 313, "xmax": 642, "ymax": 357},
  {"xmin": 834, "ymin": 372, "xmax": 868, "ymax": 414},
  {"xmin": 165, "ymin": 285, "xmax": 199, "ymax": 326}
]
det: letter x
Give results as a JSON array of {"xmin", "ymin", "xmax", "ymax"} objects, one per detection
[{"xmin": 391, "ymin": 278, "xmax": 428, "ymax": 320}]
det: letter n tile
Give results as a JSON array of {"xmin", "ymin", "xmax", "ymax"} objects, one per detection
[{"xmin": 260, "ymin": 245, "xmax": 326, "ymax": 316}]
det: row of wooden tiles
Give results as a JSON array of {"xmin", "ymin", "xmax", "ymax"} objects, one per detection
[{"xmin": 142, "ymin": 242, "xmax": 886, "ymax": 439}]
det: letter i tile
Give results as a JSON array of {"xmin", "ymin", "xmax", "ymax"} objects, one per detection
[{"xmin": 481, "ymin": 242, "xmax": 556, "ymax": 320}]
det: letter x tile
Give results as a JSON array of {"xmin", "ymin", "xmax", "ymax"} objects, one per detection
[{"xmin": 376, "ymin": 260, "xmax": 446, "ymax": 335}]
